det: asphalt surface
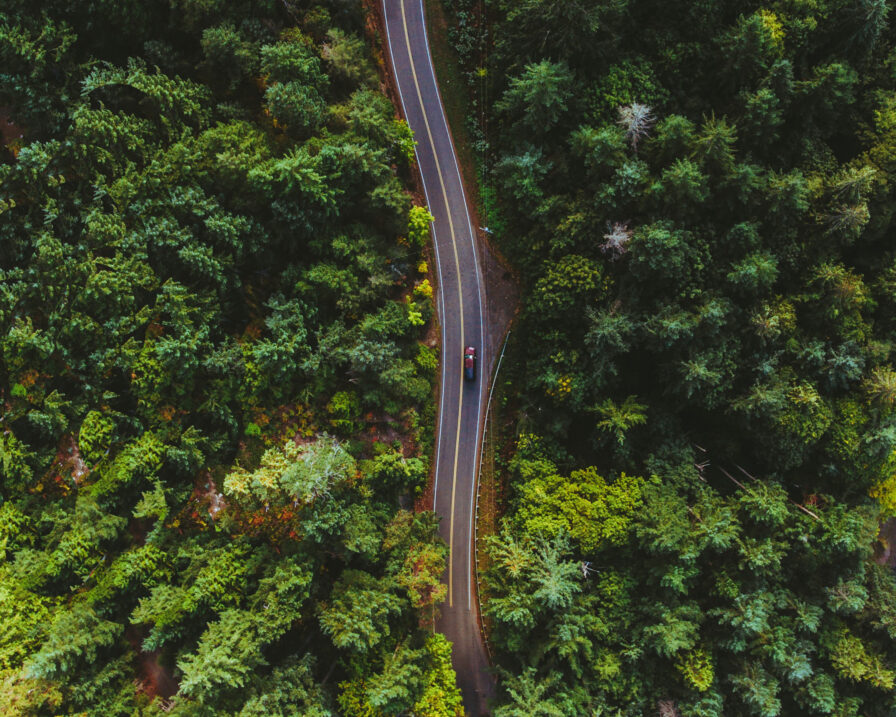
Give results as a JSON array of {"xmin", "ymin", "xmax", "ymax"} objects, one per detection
[{"xmin": 382, "ymin": 1, "xmax": 493, "ymax": 714}]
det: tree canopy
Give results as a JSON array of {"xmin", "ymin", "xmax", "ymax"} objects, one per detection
[
  {"xmin": 443, "ymin": 0, "xmax": 896, "ymax": 713},
  {"xmin": 0, "ymin": 1, "xmax": 459, "ymax": 714}
]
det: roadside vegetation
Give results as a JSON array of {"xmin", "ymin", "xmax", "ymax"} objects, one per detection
[
  {"xmin": 444, "ymin": 0, "xmax": 896, "ymax": 714},
  {"xmin": 0, "ymin": 1, "xmax": 462, "ymax": 715}
]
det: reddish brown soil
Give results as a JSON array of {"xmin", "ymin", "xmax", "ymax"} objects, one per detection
[
  {"xmin": 125, "ymin": 628, "xmax": 178, "ymax": 701},
  {"xmin": 190, "ymin": 470, "xmax": 228, "ymax": 524},
  {"xmin": 0, "ymin": 107, "xmax": 23, "ymax": 145},
  {"xmin": 40, "ymin": 434, "xmax": 88, "ymax": 495},
  {"xmin": 414, "ymin": 482, "xmax": 435, "ymax": 513},
  {"xmin": 875, "ymin": 517, "xmax": 896, "ymax": 568}
]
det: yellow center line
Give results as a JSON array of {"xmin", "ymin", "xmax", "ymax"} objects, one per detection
[{"xmin": 400, "ymin": 0, "xmax": 465, "ymax": 608}]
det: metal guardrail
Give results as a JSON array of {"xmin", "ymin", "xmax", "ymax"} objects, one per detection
[{"xmin": 473, "ymin": 329, "xmax": 510, "ymax": 661}]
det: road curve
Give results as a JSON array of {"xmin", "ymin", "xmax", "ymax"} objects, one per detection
[{"xmin": 382, "ymin": 1, "xmax": 493, "ymax": 714}]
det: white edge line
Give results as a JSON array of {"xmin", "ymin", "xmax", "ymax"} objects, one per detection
[
  {"xmin": 382, "ymin": 1, "xmax": 450, "ymax": 518},
  {"xmin": 415, "ymin": 0, "xmax": 487, "ymax": 611}
]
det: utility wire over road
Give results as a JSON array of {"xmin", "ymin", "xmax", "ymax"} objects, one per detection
[{"xmin": 382, "ymin": 1, "xmax": 493, "ymax": 714}]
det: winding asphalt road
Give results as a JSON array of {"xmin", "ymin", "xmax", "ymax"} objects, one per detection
[{"xmin": 382, "ymin": 1, "xmax": 493, "ymax": 714}]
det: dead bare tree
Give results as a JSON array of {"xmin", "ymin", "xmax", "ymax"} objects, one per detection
[
  {"xmin": 657, "ymin": 699, "xmax": 681, "ymax": 717},
  {"xmin": 601, "ymin": 221, "xmax": 633, "ymax": 258},
  {"xmin": 617, "ymin": 103, "xmax": 655, "ymax": 152}
]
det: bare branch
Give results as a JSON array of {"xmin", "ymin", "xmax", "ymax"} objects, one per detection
[
  {"xmin": 601, "ymin": 221, "xmax": 633, "ymax": 258},
  {"xmin": 735, "ymin": 464, "xmax": 821, "ymax": 521},
  {"xmin": 617, "ymin": 103, "xmax": 655, "ymax": 151},
  {"xmin": 658, "ymin": 700, "xmax": 681, "ymax": 717}
]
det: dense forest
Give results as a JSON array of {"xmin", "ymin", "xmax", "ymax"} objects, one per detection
[
  {"xmin": 0, "ymin": 1, "xmax": 463, "ymax": 715},
  {"xmin": 444, "ymin": 0, "xmax": 896, "ymax": 715}
]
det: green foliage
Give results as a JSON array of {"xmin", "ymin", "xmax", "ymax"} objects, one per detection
[
  {"xmin": 416, "ymin": 342, "xmax": 439, "ymax": 380},
  {"xmin": 0, "ymin": 503, "xmax": 32, "ymax": 561},
  {"xmin": 323, "ymin": 28, "xmax": 377, "ymax": 89},
  {"xmin": 13, "ymin": 498, "xmax": 126, "ymax": 589},
  {"xmin": 77, "ymin": 411, "xmax": 116, "ymax": 464},
  {"xmin": 486, "ymin": 449, "xmax": 894, "ymax": 713},
  {"xmin": 383, "ymin": 510, "xmax": 448, "ymax": 610},
  {"xmin": 413, "ymin": 634, "xmax": 464, "ymax": 717},
  {"xmin": 82, "ymin": 59, "xmax": 212, "ymax": 133},
  {"xmin": 265, "ymin": 80, "xmax": 327, "ymax": 134},
  {"xmin": 279, "ymin": 437, "xmax": 356, "ymax": 503},
  {"xmin": 178, "ymin": 609, "xmax": 266, "ymax": 702},
  {"xmin": 0, "ymin": 1, "xmax": 455, "ymax": 712},
  {"xmin": 392, "ymin": 119, "xmax": 417, "ymax": 164},
  {"xmin": 327, "ymin": 390, "xmax": 362, "ymax": 435},
  {"xmin": 828, "ymin": 628, "xmax": 895, "ymax": 689},
  {"xmin": 337, "ymin": 634, "xmax": 462, "ymax": 717},
  {"xmin": 319, "ymin": 570, "xmax": 404, "ymax": 653},
  {"xmin": 496, "ymin": 60, "xmax": 574, "ymax": 133},
  {"xmin": 201, "ymin": 24, "xmax": 258, "ymax": 92},
  {"xmin": 224, "ymin": 437, "xmax": 355, "ymax": 507},
  {"xmin": 532, "ymin": 254, "xmax": 610, "ymax": 316},
  {"xmin": 465, "ymin": 2, "xmax": 896, "ymax": 707},
  {"xmin": 676, "ymin": 647, "xmax": 714, "ymax": 692},
  {"xmin": 511, "ymin": 438, "xmax": 644, "ymax": 552},
  {"xmin": 260, "ymin": 37, "xmax": 326, "ymax": 90},
  {"xmin": 492, "ymin": 667, "xmax": 566, "ymax": 717},
  {"xmin": 407, "ymin": 205, "xmax": 434, "ymax": 248},
  {"xmin": 25, "ymin": 604, "xmax": 122, "ymax": 682},
  {"xmin": 0, "ymin": 570, "xmax": 51, "ymax": 671},
  {"xmin": 594, "ymin": 396, "xmax": 648, "ymax": 446},
  {"xmin": 365, "ymin": 449, "xmax": 428, "ymax": 494},
  {"xmin": 237, "ymin": 655, "xmax": 335, "ymax": 716},
  {"xmin": 88, "ymin": 544, "xmax": 171, "ymax": 606},
  {"xmin": 0, "ymin": 430, "xmax": 34, "ymax": 493}
]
